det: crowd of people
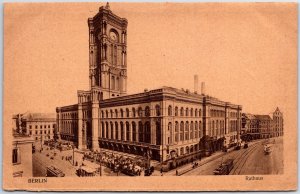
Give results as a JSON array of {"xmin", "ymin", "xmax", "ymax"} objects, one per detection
[{"xmin": 83, "ymin": 151, "xmax": 153, "ymax": 176}]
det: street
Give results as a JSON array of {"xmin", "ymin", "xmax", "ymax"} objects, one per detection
[
  {"xmin": 183, "ymin": 137, "xmax": 283, "ymax": 175},
  {"xmin": 32, "ymin": 144, "xmax": 125, "ymax": 177}
]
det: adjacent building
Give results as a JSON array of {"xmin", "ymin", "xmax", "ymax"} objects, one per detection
[
  {"xmin": 272, "ymin": 107, "xmax": 284, "ymax": 137},
  {"xmin": 12, "ymin": 112, "xmax": 57, "ymax": 145},
  {"xmin": 241, "ymin": 107, "xmax": 284, "ymax": 140},
  {"xmin": 12, "ymin": 131, "xmax": 34, "ymax": 177}
]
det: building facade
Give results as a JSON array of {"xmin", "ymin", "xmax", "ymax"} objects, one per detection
[
  {"xmin": 272, "ymin": 107, "xmax": 284, "ymax": 137},
  {"xmin": 12, "ymin": 112, "xmax": 57, "ymax": 144},
  {"xmin": 56, "ymin": 3, "xmax": 242, "ymax": 162}
]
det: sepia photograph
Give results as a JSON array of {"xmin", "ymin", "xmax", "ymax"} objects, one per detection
[{"xmin": 3, "ymin": 2, "xmax": 297, "ymax": 191}]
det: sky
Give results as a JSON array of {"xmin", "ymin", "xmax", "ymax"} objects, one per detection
[{"xmin": 4, "ymin": 2, "xmax": 297, "ymax": 116}]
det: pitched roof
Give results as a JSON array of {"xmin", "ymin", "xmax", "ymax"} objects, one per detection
[{"xmin": 255, "ymin": 114, "xmax": 272, "ymax": 120}]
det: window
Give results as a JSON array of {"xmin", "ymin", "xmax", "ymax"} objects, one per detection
[
  {"xmin": 132, "ymin": 108, "xmax": 136, "ymax": 117},
  {"xmin": 106, "ymin": 110, "xmax": 109, "ymax": 118},
  {"xmin": 175, "ymin": 107, "xmax": 178, "ymax": 116},
  {"xmin": 44, "ymin": 130, "xmax": 47, "ymax": 134},
  {"xmin": 195, "ymin": 109, "xmax": 198, "ymax": 117},
  {"xmin": 101, "ymin": 111, "xmax": 104, "ymax": 118},
  {"xmin": 115, "ymin": 109, "xmax": 118, "ymax": 118},
  {"xmin": 180, "ymin": 107, "xmax": 184, "ymax": 116},
  {"xmin": 29, "ymin": 125, "xmax": 32, "ymax": 129},
  {"xmin": 48, "ymin": 125, "xmax": 50, "ymax": 128},
  {"xmin": 168, "ymin": 105, "xmax": 172, "ymax": 116},
  {"xmin": 186, "ymin": 108, "xmax": 189, "ymax": 117},
  {"xmin": 138, "ymin": 122, "xmax": 144, "ymax": 142},
  {"xmin": 110, "ymin": 110, "xmax": 113, "ymax": 118},
  {"xmin": 35, "ymin": 125, "xmax": 38, "ymax": 129},
  {"xmin": 40, "ymin": 131, "xmax": 43, "ymax": 134},
  {"xmin": 35, "ymin": 131, "xmax": 38, "ymax": 135},
  {"xmin": 111, "ymin": 76, "xmax": 115, "ymax": 90},
  {"xmin": 120, "ymin": 109, "xmax": 124, "ymax": 118},
  {"xmin": 29, "ymin": 131, "xmax": 32, "ymax": 135},
  {"xmin": 126, "ymin": 108, "xmax": 129, "ymax": 117},
  {"xmin": 12, "ymin": 148, "xmax": 20, "ymax": 164},
  {"xmin": 138, "ymin": 107, "xmax": 143, "ymax": 117},
  {"xmin": 44, "ymin": 125, "xmax": 47, "ymax": 128},
  {"xmin": 180, "ymin": 122, "xmax": 184, "ymax": 141},
  {"xmin": 155, "ymin": 105, "xmax": 161, "ymax": 116},
  {"xmin": 190, "ymin": 108, "xmax": 193, "ymax": 117},
  {"xmin": 175, "ymin": 121, "xmax": 179, "ymax": 142},
  {"xmin": 185, "ymin": 122, "xmax": 189, "ymax": 140},
  {"xmin": 145, "ymin": 106, "xmax": 150, "ymax": 117},
  {"xmin": 145, "ymin": 122, "xmax": 151, "ymax": 143},
  {"xmin": 40, "ymin": 125, "xmax": 42, "ymax": 129},
  {"xmin": 132, "ymin": 122, "xmax": 137, "ymax": 142}
]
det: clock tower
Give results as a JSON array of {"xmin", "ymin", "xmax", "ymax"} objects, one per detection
[{"xmin": 88, "ymin": 3, "xmax": 128, "ymax": 100}]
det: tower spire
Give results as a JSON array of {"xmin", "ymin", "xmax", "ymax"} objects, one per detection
[{"xmin": 105, "ymin": 2, "xmax": 110, "ymax": 10}]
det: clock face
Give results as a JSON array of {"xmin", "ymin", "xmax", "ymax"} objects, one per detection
[{"xmin": 109, "ymin": 31, "xmax": 118, "ymax": 42}]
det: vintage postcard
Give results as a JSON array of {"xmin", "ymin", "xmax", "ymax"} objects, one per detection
[{"xmin": 3, "ymin": 2, "xmax": 297, "ymax": 191}]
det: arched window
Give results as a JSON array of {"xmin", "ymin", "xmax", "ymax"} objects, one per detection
[
  {"xmin": 116, "ymin": 77, "xmax": 119, "ymax": 90},
  {"xmin": 126, "ymin": 122, "xmax": 130, "ymax": 141},
  {"xmin": 195, "ymin": 109, "xmax": 198, "ymax": 117},
  {"xmin": 185, "ymin": 121, "xmax": 189, "ymax": 140},
  {"xmin": 101, "ymin": 111, "xmax": 104, "ymax": 118},
  {"xmin": 132, "ymin": 122, "xmax": 137, "ymax": 142},
  {"xmin": 138, "ymin": 107, "xmax": 143, "ymax": 117},
  {"xmin": 144, "ymin": 122, "xmax": 151, "ymax": 143},
  {"xmin": 145, "ymin": 106, "xmax": 150, "ymax": 117},
  {"xmin": 190, "ymin": 108, "xmax": 193, "ymax": 117},
  {"xmin": 180, "ymin": 121, "xmax": 184, "ymax": 141},
  {"xmin": 190, "ymin": 121, "xmax": 194, "ymax": 139},
  {"xmin": 120, "ymin": 122, "xmax": 124, "ymax": 140},
  {"xmin": 175, "ymin": 107, "xmax": 178, "ymax": 116},
  {"xmin": 186, "ymin": 108, "xmax": 189, "ymax": 117},
  {"xmin": 115, "ymin": 122, "xmax": 119, "ymax": 140},
  {"xmin": 168, "ymin": 105, "xmax": 172, "ymax": 116},
  {"xmin": 115, "ymin": 109, "xmax": 118, "ymax": 118},
  {"xmin": 186, "ymin": 146, "xmax": 189, "ymax": 154},
  {"xmin": 155, "ymin": 105, "xmax": 161, "ymax": 116},
  {"xmin": 105, "ymin": 122, "xmax": 109, "ymax": 138},
  {"xmin": 110, "ymin": 110, "xmax": 113, "ymax": 118},
  {"xmin": 126, "ymin": 108, "xmax": 129, "ymax": 117},
  {"xmin": 111, "ymin": 76, "xmax": 115, "ymax": 90},
  {"xmin": 120, "ymin": 109, "xmax": 124, "ymax": 118},
  {"xmin": 138, "ymin": 121, "xmax": 144, "ymax": 142},
  {"xmin": 110, "ymin": 122, "xmax": 114, "ymax": 139},
  {"xmin": 168, "ymin": 122, "xmax": 172, "ymax": 144},
  {"xmin": 132, "ymin": 108, "xmax": 136, "ymax": 117},
  {"xmin": 199, "ymin": 109, "xmax": 202, "ymax": 117},
  {"xmin": 175, "ymin": 121, "xmax": 179, "ymax": 142},
  {"xmin": 102, "ymin": 122, "xmax": 105, "ymax": 138},
  {"xmin": 106, "ymin": 110, "xmax": 109, "ymax": 118},
  {"xmin": 180, "ymin": 107, "xmax": 184, "ymax": 116}
]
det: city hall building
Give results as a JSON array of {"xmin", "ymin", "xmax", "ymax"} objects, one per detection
[{"xmin": 56, "ymin": 3, "xmax": 242, "ymax": 162}]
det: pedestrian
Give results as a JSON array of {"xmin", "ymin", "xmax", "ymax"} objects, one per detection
[
  {"xmin": 160, "ymin": 168, "xmax": 163, "ymax": 174},
  {"xmin": 176, "ymin": 170, "xmax": 178, "ymax": 176}
]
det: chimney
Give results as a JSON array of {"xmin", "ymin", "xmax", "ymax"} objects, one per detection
[
  {"xmin": 194, "ymin": 75, "xmax": 198, "ymax": 93},
  {"xmin": 201, "ymin": 82, "xmax": 205, "ymax": 95}
]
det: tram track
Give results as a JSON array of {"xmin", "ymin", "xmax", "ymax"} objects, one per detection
[{"xmin": 230, "ymin": 141, "xmax": 262, "ymax": 175}]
